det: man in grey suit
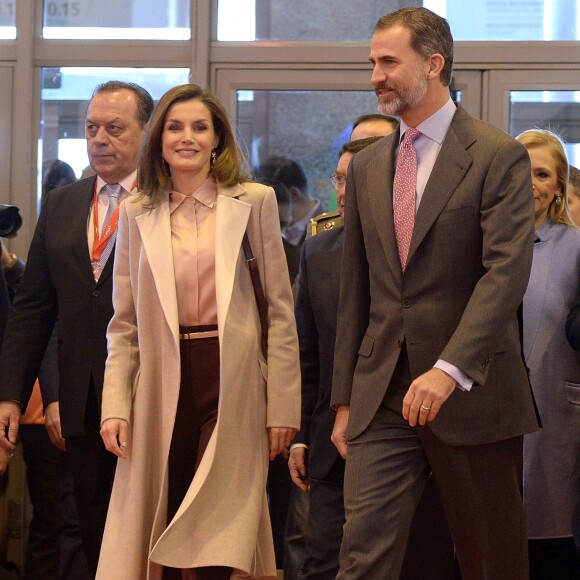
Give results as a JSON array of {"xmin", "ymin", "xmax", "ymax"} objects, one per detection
[{"xmin": 331, "ymin": 7, "xmax": 540, "ymax": 579}]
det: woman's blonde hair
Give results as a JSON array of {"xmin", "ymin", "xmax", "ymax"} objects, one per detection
[
  {"xmin": 138, "ymin": 84, "xmax": 252, "ymax": 204},
  {"xmin": 516, "ymin": 128, "xmax": 574, "ymax": 227}
]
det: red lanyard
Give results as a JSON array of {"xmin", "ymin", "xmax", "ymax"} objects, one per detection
[{"xmin": 90, "ymin": 180, "xmax": 135, "ymax": 262}]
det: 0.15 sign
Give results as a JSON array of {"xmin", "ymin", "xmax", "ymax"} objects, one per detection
[{"xmin": 45, "ymin": 1, "xmax": 81, "ymax": 19}]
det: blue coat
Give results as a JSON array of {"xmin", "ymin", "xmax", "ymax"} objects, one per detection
[{"xmin": 523, "ymin": 218, "xmax": 580, "ymax": 538}]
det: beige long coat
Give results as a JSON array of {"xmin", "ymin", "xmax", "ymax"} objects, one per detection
[{"xmin": 96, "ymin": 181, "xmax": 301, "ymax": 580}]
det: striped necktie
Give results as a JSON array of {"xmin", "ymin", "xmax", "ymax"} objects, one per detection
[{"xmin": 94, "ymin": 183, "xmax": 121, "ymax": 282}]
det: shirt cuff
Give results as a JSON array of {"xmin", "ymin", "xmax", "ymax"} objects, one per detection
[
  {"xmin": 290, "ymin": 443, "xmax": 308, "ymax": 452},
  {"xmin": 434, "ymin": 360, "xmax": 473, "ymax": 392}
]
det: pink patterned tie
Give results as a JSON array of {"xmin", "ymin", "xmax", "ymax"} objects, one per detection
[{"xmin": 393, "ymin": 129, "xmax": 421, "ymax": 271}]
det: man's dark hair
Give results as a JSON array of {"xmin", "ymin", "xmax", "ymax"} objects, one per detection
[
  {"xmin": 91, "ymin": 80, "xmax": 154, "ymax": 127},
  {"xmin": 42, "ymin": 159, "xmax": 77, "ymax": 200},
  {"xmin": 340, "ymin": 136, "xmax": 383, "ymax": 158},
  {"xmin": 375, "ymin": 7, "xmax": 454, "ymax": 87},
  {"xmin": 256, "ymin": 156, "xmax": 308, "ymax": 192},
  {"xmin": 351, "ymin": 114, "xmax": 398, "ymax": 134},
  {"xmin": 259, "ymin": 177, "xmax": 291, "ymax": 207}
]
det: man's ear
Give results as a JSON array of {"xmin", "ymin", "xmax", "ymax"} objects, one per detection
[{"xmin": 427, "ymin": 53, "xmax": 445, "ymax": 80}]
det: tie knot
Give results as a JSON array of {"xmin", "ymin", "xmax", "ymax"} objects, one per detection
[
  {"xmin": 402, "ymin": 129, "xmax": 421, "ymax": 146},
  {"xmin": 104, "ymin": 183, "xmax": 122, "ymax": 200}
]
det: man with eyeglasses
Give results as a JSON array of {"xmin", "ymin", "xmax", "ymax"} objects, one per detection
[
  {"xmin": 289, "ymin": 137, "xmax": 380, "ymax": 580},
  {"xmin": 289, "ymin": 133, "xmax": 456, "ymax": 580}
]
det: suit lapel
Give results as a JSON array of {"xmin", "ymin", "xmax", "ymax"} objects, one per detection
[
  {"xmin": 407, "ymin": 109, "xmax": 474, "ymax": 266},
  {"xmin": 135, "ymin": 200, "xmax": 179, "ymax": 340},
  {"xmin": 214, "ymin": 184, "xmax": 250, "ymax": 343},
  {"xmin": 69, "ymin": 177, "xmax": 99, "ymax": 286},
  {"xmin": 366, "ymin": 133, "xmax": 403, "ymax": 282}
]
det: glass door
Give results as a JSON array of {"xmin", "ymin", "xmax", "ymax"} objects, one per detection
[
  {"xmin": 487, "ymin": 69, "xmax": 580, "ymax": 166},
  {"xmin": 214, "ymin": 67, "xmax": 483, "ymax": 210}
]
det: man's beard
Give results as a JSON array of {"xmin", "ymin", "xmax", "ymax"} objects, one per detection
[{"xmin": 376, "ymin": 67, "xmax": 428, "ymax": 117}]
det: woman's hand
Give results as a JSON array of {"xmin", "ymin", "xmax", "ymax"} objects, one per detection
[
  {"xmin": 268, "ymin": 427, "xmax": 297, "ymax": 461},
  {"xmin": 100, "ymin": 418, "xmax": 129, "ymax": 459}
]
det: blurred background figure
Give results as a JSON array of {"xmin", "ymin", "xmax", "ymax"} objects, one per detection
[
  {"xmin": 256, "ymin": 156, "xmax": 319, "ymax": 247},
  {"xmin": 349, "ymin": 113, "xmax": 398, "ymax": 141},
  {"xmin": 567, "ymin": 165, "xmax": 580, "ymax": 226},
  {"xmin": 259, "ymin": 177, "xmax": 300, "ymax": 287},
  {"xmin": 516, "ymin": 129, "xmax": 580, "ymax": 580},
  {"xmin": 42, "ymin": 160, "xmax": 77, "ymax": 199}
]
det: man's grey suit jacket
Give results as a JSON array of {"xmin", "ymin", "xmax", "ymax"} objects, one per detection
[{"xmin": 331, "ymin": 106, "xmax": 540, "ymax": 446}]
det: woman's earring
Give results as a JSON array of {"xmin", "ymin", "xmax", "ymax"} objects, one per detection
[
  {"xmin": 556, "ymin": 195, "xmax": 562, "ymax": 206},
  {"xmin": 211, "ymin": 149, "xmax": 217, "ymax": 166}
]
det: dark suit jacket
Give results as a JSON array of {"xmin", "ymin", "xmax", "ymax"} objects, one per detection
[
  {"xmin": 331, "ymin": 106, "xmax": 540, "ymax": 445},
  {"xmin": 0, "ymin": 176, "xmax": 115, "ymax": 437},
  {"xmin": 282, "ymin": 236, "xmax": 300, "ymax": 285},
  {"xmin": 294, "ymin": 227, "xmax": 343, "ymax": 480},
  {"xmin": 0, "ymin": 266, "xmax": 8, "ymax": 348},
  {"xmin": 565, "ymin": 284, "xmax": 580, "ymax": 351}
]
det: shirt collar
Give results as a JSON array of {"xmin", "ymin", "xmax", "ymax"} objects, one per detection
[
  {"xmin": 399, "ymin": 97, "xmax": 456, "ymax": 146},
  {"xmin": 96, "ymin": 171, "xmax": 137, "ymax": 196},
  {"xmin": 169, "ymin": 176, "xmax": 218, "ymax": 214},
  {"xmin": 535, "ymin": 217, "xmax": 557, "ymax": 242}
]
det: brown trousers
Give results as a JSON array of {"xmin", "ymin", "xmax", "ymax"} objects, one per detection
[{"xmin": 163, "ymin": 327, "xmax": 232, "ymax": 580}]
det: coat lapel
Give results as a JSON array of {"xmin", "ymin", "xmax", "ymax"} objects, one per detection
[
  {"xmin": 214, "ymin": 183, "xmax": 251, "ymax": 343},
  {"xmin": 523, "ymin": 224, "xmax": 556, "ymax": 359},
  {"xmin": 133, "ymin": 184, "xmax": 251, "ymax": 348},
  {"xmin": 135, "ymin": 199, "xmax": 179, "ymax": 341}
]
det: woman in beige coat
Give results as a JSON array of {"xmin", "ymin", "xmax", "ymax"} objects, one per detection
[{"xmin": 97, "ymin": 84, "xmax": 300, "ymax": 580}]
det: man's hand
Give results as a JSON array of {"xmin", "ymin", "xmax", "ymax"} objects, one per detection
[
  {"xmin": 268, "ymin": 427, "xmax": 297, "ymax": 461},
  {"xmin": 44, "ymin": 402, "xmax": 66, "ymax": 451},
  {"xmin": 331, "ymin": 405, "xmax": 349, "ymax": 459},
  {"xmin": 100, "ymin": 418, "xmax": 129, "ymax": 459},
  {"xmin": 0, "ymin": 401, "xmax": 21, "ymax": 452},
  {"xmin": 0, "ymin": 241, "xmax": 13, "ymax": 269},
  {"xmin": 288, "ymin": 446, "xmax": 309, "ymax": 492},
  {"xmin": 402, "ymin": 368, "xmax": 456, "ymax": 427}
]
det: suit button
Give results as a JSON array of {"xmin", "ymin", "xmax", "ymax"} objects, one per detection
[
  {"xmin": 402, "ymin": 299, "xmax": 411, "ymax": 308},
  {"xmin": 92, "ymin": 290, "xmax": 101, "ymax": 297},
  {"xmin": 397, "ymin": 339, "xmax": 403, "ymax": 348}
]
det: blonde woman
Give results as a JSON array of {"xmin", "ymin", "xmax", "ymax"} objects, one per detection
[{"xmin": 517, "ymin": 129, "xmax": 580, "ymax": 578}]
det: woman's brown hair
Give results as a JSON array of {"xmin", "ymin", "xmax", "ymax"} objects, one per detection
[{"xmin": 138, "ymin": 84, "xmax": 251, "ymax": 204}]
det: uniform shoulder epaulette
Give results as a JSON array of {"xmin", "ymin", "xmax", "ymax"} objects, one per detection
[{"xmin": 307, "ymin": 209, "xmax": 343, "ymax": 237}]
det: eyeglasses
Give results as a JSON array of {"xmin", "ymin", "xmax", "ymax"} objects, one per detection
[{"xmin": 330, "ymin": 173, "xmax": 347, "ymax": 188}]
